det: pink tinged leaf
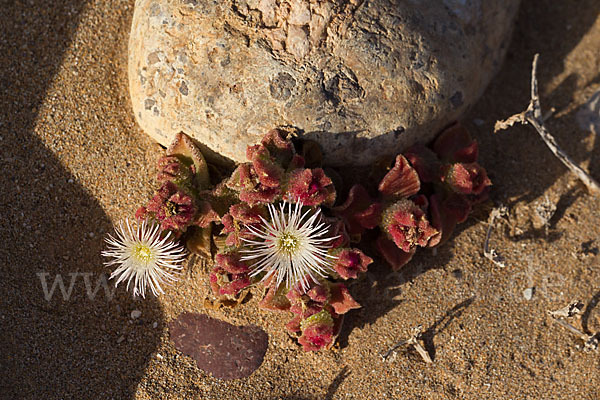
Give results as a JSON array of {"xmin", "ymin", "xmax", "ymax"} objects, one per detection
[
  {"xmin": 249, "ymin": 145, "xmax": 284, "ymax": 188},
  {"xmin": 166, "ymin": 132, "xmax": 210, "ymax": 189},
  {"xmin": 428, "ymin": 194, "xmax": 457, "ymax": 247},
  {"xmin": 298, "ymin": 310, "xmax": 335, "ymax": 351},
  {"xmin": 285, "ymin": 315, "xmax": 302, "ymax": 333},
  {"xmin": 215, "ymin": 252, "xmax": 250, "ymax": 274},
  {"xmin": 375, "ymin": 235, "xmax": 416, "ymax": 271},
  {"xmin": 332, "ymin": 184, "xmax": 381, "ymax": 236},
  {"xmin": 258, "ymin": 283, "xmax": 291, "ymax": 312},
  {"xmin": 442, "ymin": 163, "xmax": 491, "ymax": 196},
  {"xmin": 382, "ymin": 199, "xmax": 438, "ymax": 251},
  {"xmin": 329, "ymin": 283, "xmax": 361, "ymax": 315},
  {"xmin": 218, "ymin": 274, "xmax": 251, "ymax": 296},
  {"xmin": 135, "ymin": 206, "xmax": 148, "ymax": 220},
  {"xmin": 378, "ymin": 154, "xmax": 421, "ymax": 198},
  {"xmin": 229, "ymin": 203, "xmax": 266, "ymax": 224},
  {"xmin": 239, "ymin": 186, "xmax": 281, "ymax": 205},
  {"xmin": 195, "ymin": 200, "xmax": 220, "ymax": 228},
  {"xmin": 261, "ymin": 128, "xmax": 294, "ymax": 165},
  {"xmin": 432, "ymin": 122, "xmax": 478, "ymax": 163},
  {"xmin": 404, "ymin": 144, "xmax": 442, "ymax": 183},
  {"xmin": 333, "ymin": 248, "xmax": 373, "ymax": 280},
  {"xmin": 306, "ymin": 284, "xmax": 329, "ymax": 303},
  {"xmin": 286, "ymin": 168, "xmax": 336, "ymax": 206},
  {"xmin": 443, "ymin": 193, "xmax": 472, "ymax": 224}
]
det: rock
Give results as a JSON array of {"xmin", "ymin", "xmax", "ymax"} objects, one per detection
[
  {"xmin": 169, "ymin": 312, "xmax": 268, "ymax": 380},
  {"xmin": 129, "ymin": 0, "xmax": 520, "ymax": 166},
  {"xmin": 130, "ymin": 309, "xmax": 142, "ymax": 319}
]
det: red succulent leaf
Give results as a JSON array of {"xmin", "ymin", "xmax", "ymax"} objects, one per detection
[
  {"xmin": 146, "ymin": 181, "xmax": 196, "ymax": 232},
  {"xmin": 433, "ymin": 122, "xmax": 479, "ymax": 163},
  {"xmin": 239, "ymin": 185, "xmax": 281, "ymax": 205},
  {"xmin": 443, "ymin": 193, "xmax": 472, "ymax": 224},
  {"xmin": 298, "ymin": 310, "xmax": 335, "ymax": 351},
  {"xmin": 258, "ymin": 283, "xmax": 291, "ymax": 312},
  {"xmin": 166, "ymin": 132, "xmax": 210, "ymax": 189},
  {"xmin": 135, "ymin": 206, "xmax": 148, "ymax": 220},
  {"xmin": 261, "ymin": 128, "xmax": 294, "ymax": 166},
  {"xmin": 332, "ymin": 184, "xmax": 382, "ymax": 236},
  {"xmin": 403, "ymin": 144, "xmax": 442, "ymax": 183},
  {"xmin": 195, "ymin": 200, "xmax": 220, "ymax": 228},
  {"xmin": 248, "ymin": 145, "xmax": 284, "ymax": 188},
  {"xmin": 229, "ymin": 203, "xmax": 267, "ymax": 224},
  {"xmin": 442, "ymin": 163, "xmax": 492, "ymax": 196},
  {"xmin": 156, "ymin": 155, "xmax": 194, "ymax": 188},
  {"xmin": 428, "ymin": 194, "xmax": 457, "ymax": 247},
  {"xmin": 332, "ymin": 248, "xmax": 373, "ymax": 280},
  {"xmin": 227, "ymin": 163, "xmax": 256, "ymax": 191},
  {"xmin": 375, "ymin": 236, "xmax": 416, "ymax": 270},
  {"xmin": 323, "ymin": 218, "xmax": 350, "ymax": 248},
  {"xmin": 218, "ymin": 274, "xmax": 251, "ymax": 296},
  {"xmin": 306, "ymin": 284, "xmax": 329, "ymax": 303},
  {"xmin": 378, "ymin": 154, "xmax": 421, "ymax": 198},
  {"xmin": 215, "ymin": 252, "xmax": 250, "ymax": 274},
  {"xmin": 209, "ymin": 268, "xmax": 251, "ymax": 296},
  {"xmin": 382, "ymin": 199, "xmax": 438, "ymax": 252},
  {"xmin": 285, "ymin": 315, "xmax": 302, "ymax": 333},
  {"xmin": 285, "ymin": 168, "xmax": 336, "ymax": 206},
  {"xmin": 329, "ymin": 283, "xmax": 361, "ymax": 315}
]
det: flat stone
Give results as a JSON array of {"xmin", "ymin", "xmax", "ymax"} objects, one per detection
[
  {"xmin": 169, "ymin": 312, "xmax": 268, "ymax": 380},
  {"xmin": 129, "ymin": 0, "xmax": 520, "ymax": 165}
]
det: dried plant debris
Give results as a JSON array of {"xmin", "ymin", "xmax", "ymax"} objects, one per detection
[
  {"xmin": 548, "ymin": 301, "xmax": 598, "ymax": 352},
  {"xmin": 534, "ymin": 195, "xmax": 557, "ymax": 235},
  {"xmin": 495, "ymin": 54, "xmax": 600, "ymax": 195},
  {"xmin": 548, "ymin": 300, "xmax": 584, "ymax": 318},
  {"xmin": 483, "ymin": 205, "xmax": 508, "ymax": 268},
  {"xmin": 381, "ymin": 325, "xmax": 433, "ymax": 364}
]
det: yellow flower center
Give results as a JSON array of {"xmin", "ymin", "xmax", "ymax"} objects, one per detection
[
  {"xmin": 133, "ymin": 244, "xmax": 153, "ymax": 262},
  {"xmin": 278, "ymin": 232, "xmax": 299, "ymax": 255}
]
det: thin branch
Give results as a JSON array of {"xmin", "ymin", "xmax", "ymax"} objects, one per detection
[
  {"xmin": 548, "ymin": 301, "xmax": 598, "ymax": 352},
  {"xmin": 495, "ymin": 54, "xmax": 600, "ymax": 195},
  {"xmin": 483, "ymin": 206, "xmax": 507, "ymax": 268},
  {"xmin": 381, "ymin": 325, "xmax": 433, "ymax": 363}
]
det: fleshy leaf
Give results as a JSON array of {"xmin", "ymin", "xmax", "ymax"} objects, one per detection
[
  {"xmin": 403, "ymin": 144, "xmax": 441, "ymax": 183},
  {"xmin": 375, "ymin": 236, "xmax": 416, "ymax": 270},
  {"xmin": 442, "ymin": 163, "xmax": 492, "ymax": 196},
  {"xmin": 381, "ymin": 199, "xmax": 438, "ymax": 252},
  {"xmin": 432, "ymin": 122, "xmax": 478, "ymax": 163},
  {"xmin": 285, "ymin": 168, "xmax": 336, "ymax": 206},
  {"xmin": 329, "ymin": 283, "xmax": 361, "ymax": 314},
  {"xmin": 258, "ymin": 283, "xmax": 291, "ymax": 312},
  {"xmin": 332, "ymin": 184, "xmax": 382, "ymax": 236},
  {"xmin": 331, "ymin": 248, "xmax": 373, "ymax": 280},
  {"xmin": 167, "ymin": 132, "xmax": 210, "ymax": 189},
  {"xmin": 378, "ymin": 154, "xmax": 421, "ymax": 198}
]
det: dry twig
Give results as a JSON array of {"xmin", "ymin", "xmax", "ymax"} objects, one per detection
[
  {"xmin": 548, "ymin": 301, "xmax": 598, "ymax": 352},
  {"xmin": 381, "ymin": 325, "xmax": 433, "ymax": 363},
  {"xmin": 483, "ymin": 206, "xmax": 508, "ymax": 268},
  {"xmin": 494, "ymin": 54, "xmax": 600, "ymax": 195}
]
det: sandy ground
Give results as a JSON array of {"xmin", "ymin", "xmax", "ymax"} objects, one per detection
[{"xmin": 1, "ymin": 0, "xmax": 599, "ymax": 399}]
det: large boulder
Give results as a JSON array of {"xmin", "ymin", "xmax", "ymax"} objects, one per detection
[{"xmin": 129, "ymin": 0, "xmax": 520, "ymax": 166}]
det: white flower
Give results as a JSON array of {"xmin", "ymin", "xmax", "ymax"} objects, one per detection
[
  {"xmin": 102, "ymin": 219, "xmax": 186, "ymax": 298},
  {"xmin": 240, "ymin": 201, "xmax": 338, "ymax": 291}
]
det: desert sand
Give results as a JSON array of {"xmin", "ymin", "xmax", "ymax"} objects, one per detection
[{"xmin": 1, "ymin": 0, "xmax": 599, "ymax": 399}]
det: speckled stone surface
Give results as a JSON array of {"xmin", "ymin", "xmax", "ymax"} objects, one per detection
[{"xmin": 129, "ymin": 0, "xmax": 520, "ymax": 165}]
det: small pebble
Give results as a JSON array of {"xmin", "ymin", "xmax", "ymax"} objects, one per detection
[
  {"xmin": 523, "ymin": 288, "xmax": 534, "ymax": 301},
  {"xmin": 117, "ymin": 335, "xmax": 125, "ymax": 344},
  {"xmin": 131, "ymin": 309, "xmax": 142, "ymax": 319},
  {"xmin": 153, "ymin": 321, "xmax": 158, "ymax": 329},
  {"xmin": 156, "ymin": 353, "xmax": 164, "ymax": 360}
]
